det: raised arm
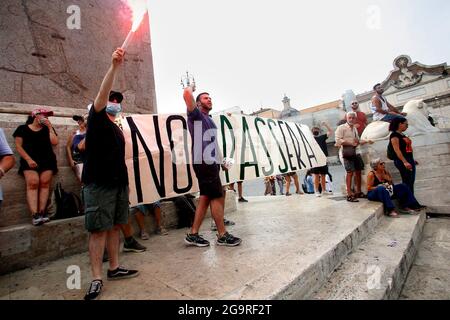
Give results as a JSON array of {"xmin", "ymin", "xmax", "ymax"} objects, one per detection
[
  {"xmin": 183, "ymin": 86, "xmax": 196, "ymax": 113},
  {"xmin": 322, "ymin": 121, "xmax": 332, "ymax": 137},
  {"xmin": 94, "ymin": 48, "xmax": 124, "ymax": 113}
]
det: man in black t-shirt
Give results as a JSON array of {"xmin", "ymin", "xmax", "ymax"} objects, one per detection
[
  {"xmin": 311, "ymin": 122, "xmax": 332, "ymax": 197},
  {"xmin": 82, "ymin": 48, "xmax": 139, "ymax": 301}
]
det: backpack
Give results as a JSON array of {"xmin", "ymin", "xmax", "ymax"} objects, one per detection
[
  {"xmin": 387, "ymin": 141, "xmax": 396, "ymax": 160},
  {"xmin": 53, "ymin": 183, "xmax": 84, "ymax": 220},
  {"xmin": 172, "ymin": 195, "xmax": 196, "ymax": 228}
]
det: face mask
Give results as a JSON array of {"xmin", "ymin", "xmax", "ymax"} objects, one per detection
[
  {"xmin": 38, "ymin": 117, "xmax": 47, "ymax": 125},
  {"xmin": 106, "ymin": 102, "xmax": 122, "ymax": 116}
]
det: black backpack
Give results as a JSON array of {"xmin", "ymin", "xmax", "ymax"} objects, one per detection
[
  {"xmin": 387, "ymin": 141, "xmax": 396, "ymax": 160},
  {"xmin": 53, "ymin": 183, "xmax": 84, "ymax": 220},
  {"xmin": 172, "ymin": 195, "xmax": 196, "ymax": 228}
]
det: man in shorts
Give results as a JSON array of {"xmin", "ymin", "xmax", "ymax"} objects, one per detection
[
  {"xmin": 82, "ymin": 48, "xmax": 138, "ymax": 300},
  {"xmin": 335, "ymin": 112, "xmax": 372, "ymax": 202},
  {"xmin": 183, "ymin": 85, "xmax": 241, "ymax": 247}
]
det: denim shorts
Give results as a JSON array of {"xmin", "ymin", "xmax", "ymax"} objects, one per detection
[
  {"xmin": 83, "ymin": 184, "xmax": 129, "ymax": 232},
  {"xmin": 130, "ymin": 201, "xmax": 161, "ymax": 215}
]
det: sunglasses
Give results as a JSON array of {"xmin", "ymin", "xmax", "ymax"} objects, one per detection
[{"xmin": 352, "ymin": 102, "xmax": 358, "ymax": 105}]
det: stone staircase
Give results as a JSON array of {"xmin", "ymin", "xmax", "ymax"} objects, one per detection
[
  {"xmin": 312, "ymin": 213, "xmax": 425, "ymax": 299},
  {"xmin": 0, "ymin": 190, "xmax": 237, "ymax": 275},
  {"xmin": 0, "ymin": 194, "xmax": 425, "ymax": 300}
]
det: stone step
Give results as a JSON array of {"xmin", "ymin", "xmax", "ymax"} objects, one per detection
[
  {"xmin": 0, "ymin": 191, "xmax": 237, "ymax": 275},
  {"xmin": 311, "ymin": 213, "xmax": 426, "ymax": 300},
  {"xmin": 0, "ymin": 195, "xmax": 384, "ymax": 300},
  {"xmin": 222, "ymin": 199, "xmax": 384, "ymax": 300}
]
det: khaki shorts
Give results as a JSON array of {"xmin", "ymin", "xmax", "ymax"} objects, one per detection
[{"xmin": 83, "ymin": 184, "xmax": 129, "ymax": 233}]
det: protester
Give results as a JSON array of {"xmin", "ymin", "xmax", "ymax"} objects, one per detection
[
  {"xmin": 228, "ymin": 181, "xmax": 248, "ymax": 202},
  {"xmin": 118, "ymin": 214, "xmax": 147, "ymax": 253},
  {"xmin": 325, "ymin": 173, "xmax": 333, "ymax": 194},
  {"xmin": 132, "ymin": 201, "xmax": 168, "ymax": 239},
  {"xmin": 311, "ymin": 122, "xmax": 332, "ymax": 197},
  {"xmin": 0, "ymin": 128, "xmax": 16, "ymax": 208},
  {"xmin": 350, "ymin": 100, "xmax": 368, "ymax": 136},
  {"xmin": 387, "ymin": 117, "xmax": 422, "ymax": 196},
  {"xmin": 13, "ymin": 108, "xmax": 58, "ymax": 225},
  {"xmin": 264, "ymin": 176, "xmax": 275, "ymax": 196},
  {"xmin": 82, "ymin": 48, "xmax": 138, "ymax": 300},
  {"xmin": 275, "ymin": 174, "xmax": 284, "ymax": 195},
  {"xmin": 303, "ymin": 170, "xmax": 314, "ymax": 194},
  {"xmin": 284, "ymin": 172, "xmax": 303, "ymax": 196},
  {"xmin": 183, "ymin": 85, "xmax": 241, "ymax": 247},
  {"xmin": 66, "ymin": 114, "xmax": 87, "ymax": 183},
  {"xmin": 367, "ymin": 158, "xmax": 423, "ymax": 217},
  {"xmin": 370, "ymin": 83, "xmax": 407, "ymax": 122},
  {"xmin": 335, "ymin": 112, "xmax": 372, "ymax": 202}
]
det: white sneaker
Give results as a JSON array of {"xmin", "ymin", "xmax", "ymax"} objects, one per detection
[{"xmin": 315, "ymin": 192, "xmax": 322, "ymax": 197}]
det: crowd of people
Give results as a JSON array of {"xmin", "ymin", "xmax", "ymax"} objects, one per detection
[
  {"xmin": 0, "ymin": 48, "xmax": 428, "ymax": 300},
  {"xmin": 335, "ymin": 84, "xmax": 426, "ymax": 214}
]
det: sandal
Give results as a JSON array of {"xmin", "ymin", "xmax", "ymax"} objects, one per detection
[
  {"xmin": 402, "ymin": 208, "xmax": 419, "ymax": 215},
  {"xmin": 387, "ymin": 210, "xmax": 400, "ymax": 218},
  {"xmin": 355, "ymin": 192, "xmax": 367, "ymax": 199},
  {"xmin": 346, "ymin": 195, "xmax": 359, "ymax": 202}
]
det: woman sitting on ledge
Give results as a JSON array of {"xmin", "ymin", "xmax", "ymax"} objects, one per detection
[{"xmin": 367, "ymin": 158, "xmax": 424, "ymax": 218}]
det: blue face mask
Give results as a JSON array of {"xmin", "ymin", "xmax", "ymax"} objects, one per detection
[{"xmin": 106, "ymin": 102, "xmax": 122, "ymax": 116}]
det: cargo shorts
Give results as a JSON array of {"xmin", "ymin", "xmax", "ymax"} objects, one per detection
[{"xmin": 83, "ymin": 184, "xmax": 129, "ymax": 233}]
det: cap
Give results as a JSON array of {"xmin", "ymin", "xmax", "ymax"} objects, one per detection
[
  {"xmin": 72, "ymin": 115, "xmax": 84, "ymax": 122},
  {"xmin": 31, "ymin": 107, "xmax": 54, "ymax": 117},
  {"xmin": 109, "ymin": 91, "xmax": 123, "ymax": 103}
]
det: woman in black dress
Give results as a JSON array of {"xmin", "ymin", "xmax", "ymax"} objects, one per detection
[{"xmin": 13, "ymin": 108, "xmax": 58, "ymax": 226}]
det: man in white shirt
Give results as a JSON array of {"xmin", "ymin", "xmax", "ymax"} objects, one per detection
[{"xmin": 370, "ymin": 83, "xmax": 407, "ymax": 122}]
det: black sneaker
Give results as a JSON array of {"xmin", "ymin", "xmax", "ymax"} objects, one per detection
[
  {"xmin": 238, "ymin": 197, "xmax": 248, "ymax": 203},
  {"xmin": 32, "ymin": 214, "xmax": 43, "ymax": 226},
  {"xmin": 216, "ymin": 232, "xmax": 242, "ymax": 247},
  {"xmin": 84, "ymin": 279, "xmax": 103, "ymax": 300},
  {"xmin": 224, "ymin": 218, "xmax": 235, "ymax": 226},
  {"xmin": 107, "ymin": 267, "xmax": 139, "ymax": 280},
  {"xmin": 123, "ymin": 237, "xmax": 147, "ymax": 253},
  {"xmin": 185, "ymin": 233, "xmax": 210, "ymax": 247}
]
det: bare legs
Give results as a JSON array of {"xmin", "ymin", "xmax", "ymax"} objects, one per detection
[
  {"xmin": 313, "ymin": 174, "xmax": 327, "ymax": 193},
  {"xmin": 23, "ymin": 170, "xmax": 53, "ymax": 215},
  {"xmin": 191, "ymin": 195, "xmax": 226, "ymax": 237},
  {"xmin": 89, "ymin": 226, "xmax": 121, "ymax": 280}
]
